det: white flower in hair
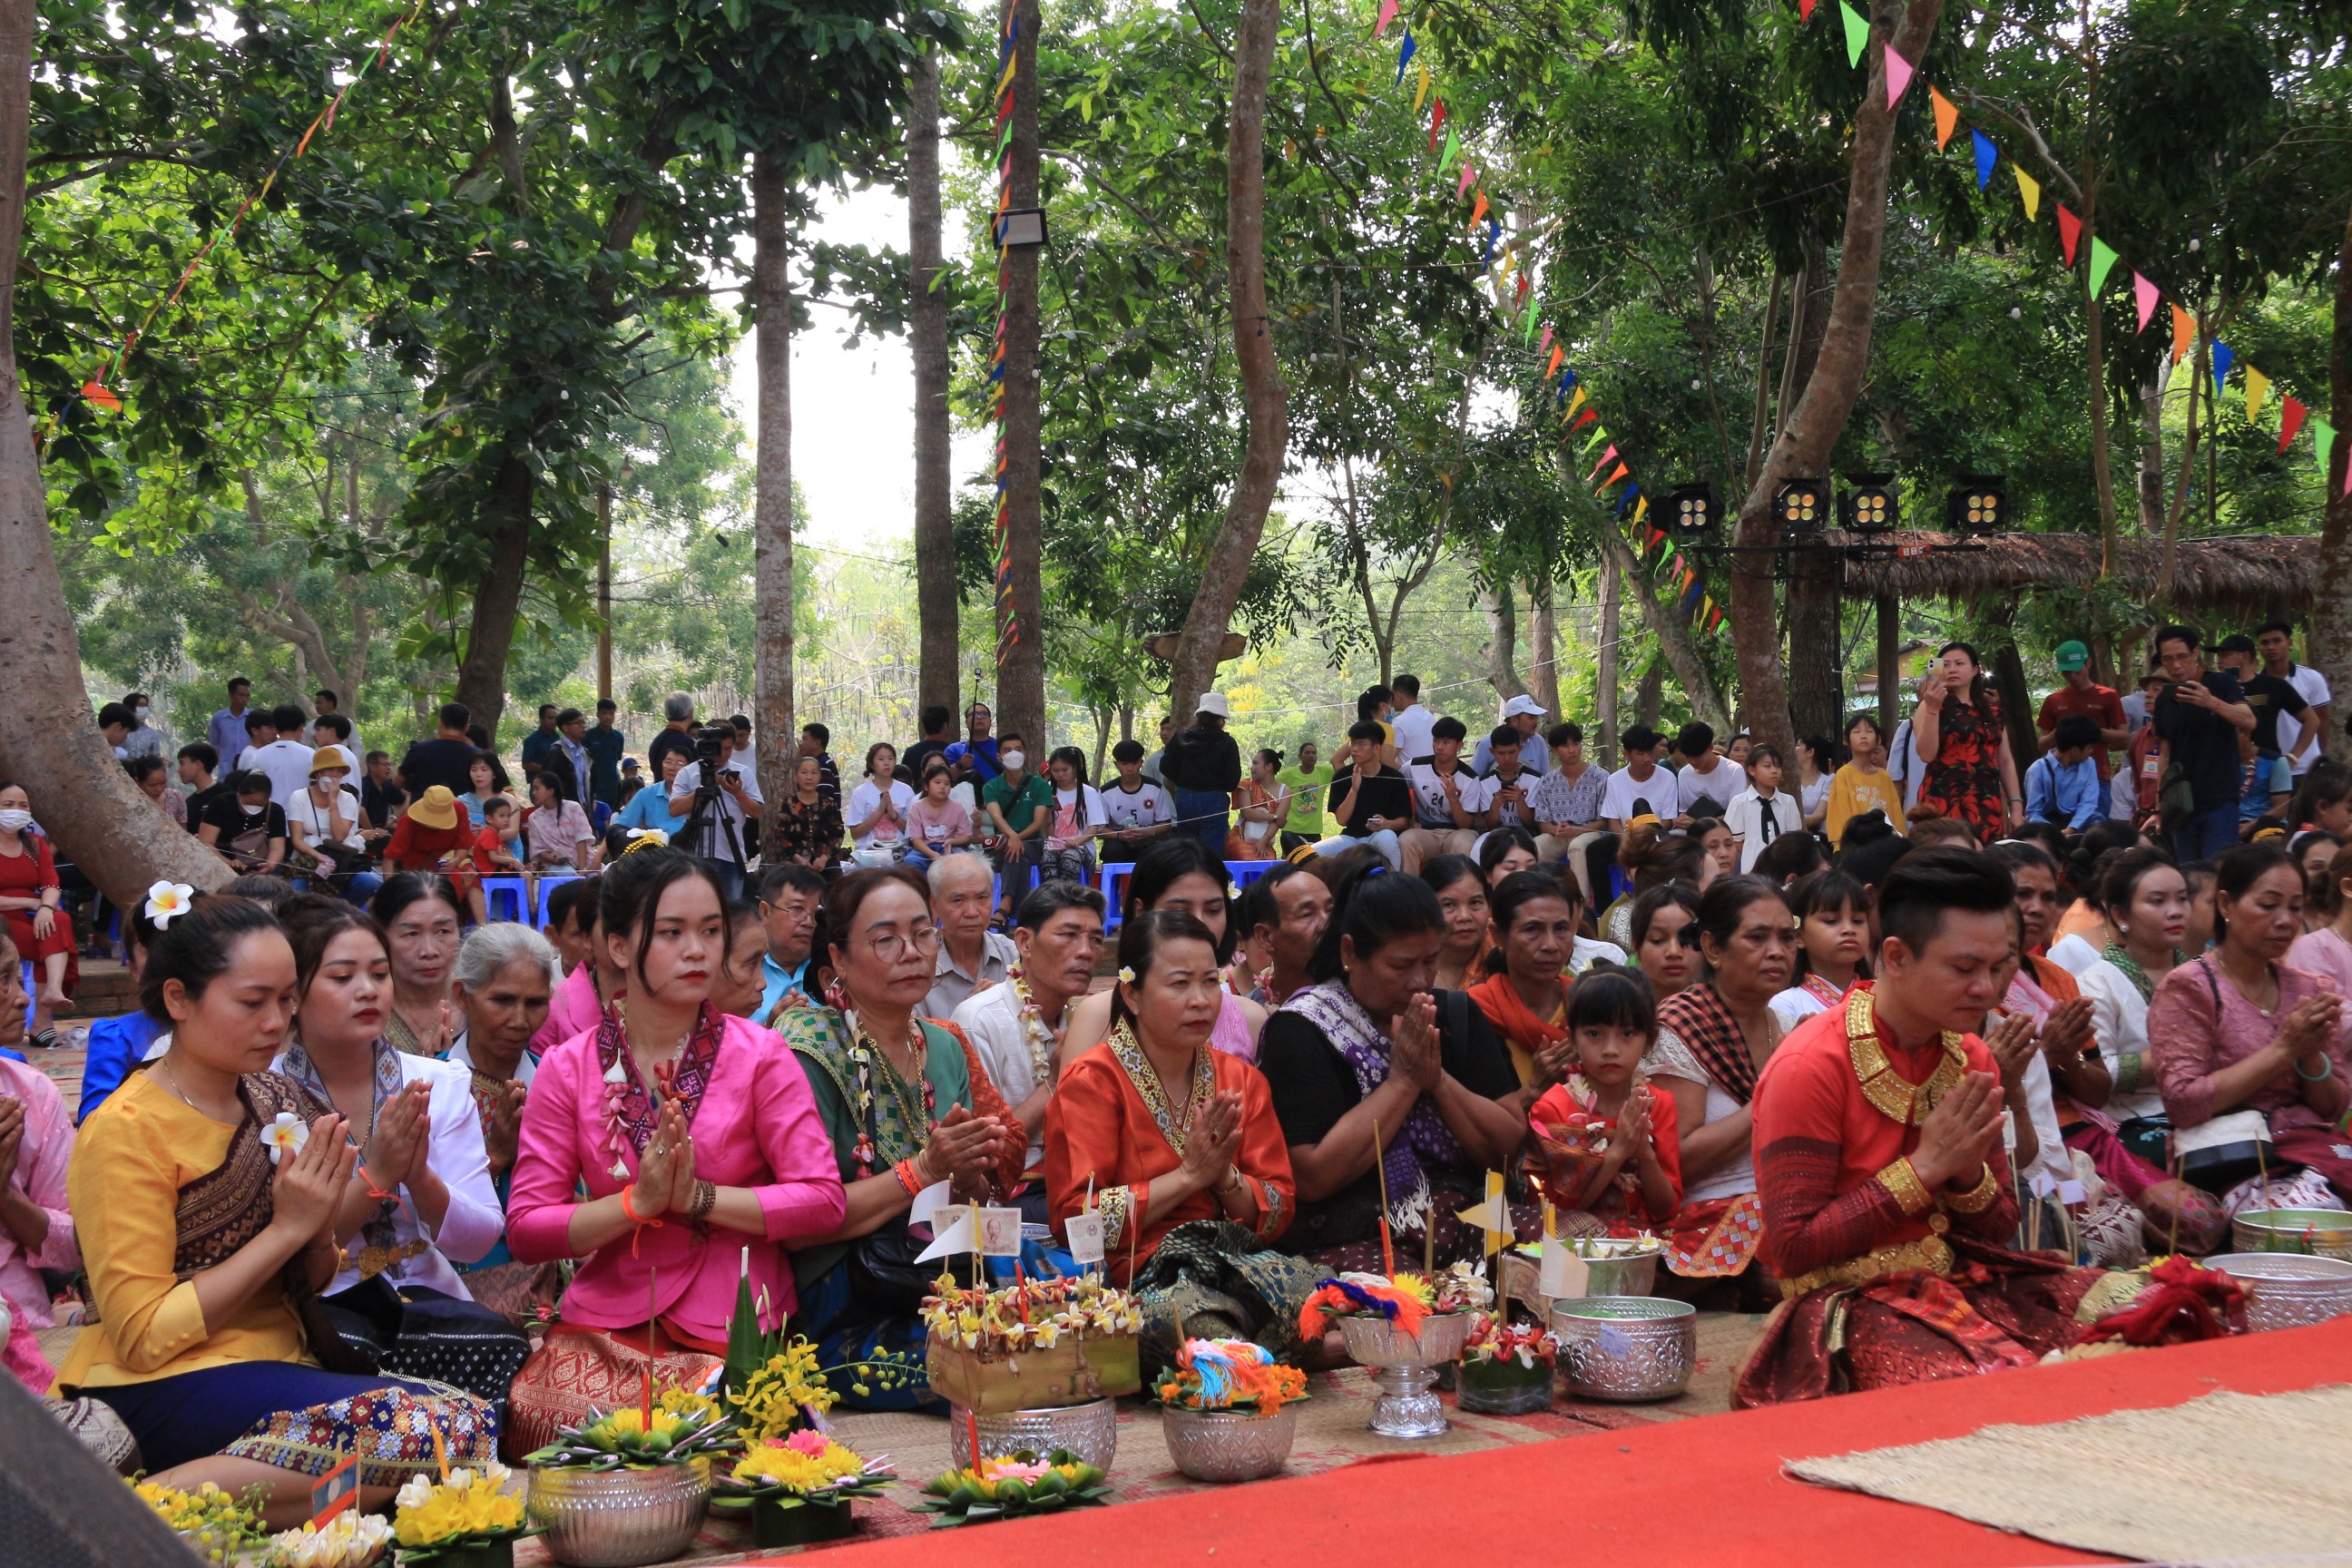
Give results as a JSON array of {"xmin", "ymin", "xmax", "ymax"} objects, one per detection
[
  {"xmin": 262, "ymin": 1111, "xmax": 309, "ymax": 1164},
  {"xmin": 144, "ymin": 880, "xmax": 195, "ymax": 927},
  {"xmin": 1117, "ymin": 965, "xmax": 1136, "ymax": 985}
]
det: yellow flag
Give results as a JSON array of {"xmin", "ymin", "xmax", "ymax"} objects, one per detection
[
  {"xmin": 1412, "ymin": 64, "xmax": 1431, "ymax": 116},
  {"xmin": 2013, "ymin": 166, "xmax": 2042, "ymax": 222},
  {"xmin": 1566, "ymin": 385, "xmax": 1587, "ymax": 418},
  {"xmin": 2245, "ymin": 367, "xmax": 2270, "ymax": 424},
  {"xmin": 1633, "ymin": 495, "xmax": 1649, "ymax": 524}
]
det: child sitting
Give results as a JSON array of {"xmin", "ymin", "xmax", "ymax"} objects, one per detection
[
  {"xmin": 1723, "ymin": 743, "xmax": 1793, "ymax": 875},
  {"xmin": 1525, "ymin": 967, "xmax": 1681, "ymax": 1233},
  {"xmin": 2024, "ymin": 713, "xmax": 2107, "ymax": 836},
  {"xmin": 468, "ymin": 795, "xmax": 526, "ymax": 916}
]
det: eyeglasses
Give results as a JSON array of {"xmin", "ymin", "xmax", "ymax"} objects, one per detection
[{"xmin": 866, "ymin": 925, "xmax": 943, "ymax": 962}]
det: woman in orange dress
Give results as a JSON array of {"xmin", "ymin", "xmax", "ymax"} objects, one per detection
[{"xmin": 1045, "ymin": 909, "xmax": 1314, "ymax": 1366}]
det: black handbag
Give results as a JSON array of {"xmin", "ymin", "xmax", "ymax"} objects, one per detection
[{"xmin": 846, "ymin": 1220, "xmax": 981, "ymax": 1316}]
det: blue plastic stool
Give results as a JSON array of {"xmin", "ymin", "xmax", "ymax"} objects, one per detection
[
  {"xmin": 1099, "ymin": 862, "xmax": 1136, "ymax": 932},
  {"xmin": 534, "ymin": 875, "xmax": 583, "ymax": 928},
  {"xmin": 478, "ymin": 876, "xmax": 530, "ymax": 924},
  {"xmin": 1607, "ymin": 865, "xmax": 1634, "ymax": 903},
  {"xmin": 1226, "ymin": 860, "xmax": 1280, "ymax": 896}
]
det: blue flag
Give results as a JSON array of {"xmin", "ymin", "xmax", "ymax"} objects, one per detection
[
  {"xmin": 1396, "ymin": 31, "xmax": 1416, "ymax": 84},
  {"xmin": 1615, "ymin": 483, "xmax": 1642, "ymax": 518},
  {"xmin": 1972, "ymin": 130, "xmax": 1997, "ymax": 191},
  {"xmin": 1480, "ymin": 216, "xmax": 1500, "ymax": 270},
  {"xmin": 2211, "ymin": 340, "xmax": 2235, "ymax": 389}
]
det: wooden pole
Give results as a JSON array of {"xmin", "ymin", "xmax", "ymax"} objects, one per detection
[
  {"xmin": 1597, "ymin": 550, "xmax": 1621, "ymax": 768},
  {"xmin": 1876, "ymin": 591, "xmax": 1901, "ymax": 734},
  {"xmin": 596, "ymin": 482, "xmax": 612, "ymax": 705}
]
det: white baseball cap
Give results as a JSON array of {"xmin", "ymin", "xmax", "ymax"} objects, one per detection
[
  {"xmin": 1501, "ymin": 695, "xmax": 1546, "ymax": 720},
  {"xmin": 1196, "ymin": 692, "xmax": 1231, "ymax": 720}
]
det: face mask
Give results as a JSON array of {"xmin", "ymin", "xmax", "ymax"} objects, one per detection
[
  {"xmin": 0, "ymin": 809, "xmax": 29, "ymax": 833},
  {"xmin": 1001, "ymin": 751, "xmax": 1026, "ymax": 772},
  {"xmin": 133, "ymin": 705, "xmax": 151, "ymax": 721}
]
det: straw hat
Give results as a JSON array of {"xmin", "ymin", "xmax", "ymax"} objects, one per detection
[
  {"xmin": 309, "ymin": 746, "xmax": 351, "ymax": 778},
  {"xmin": 408, "ymin": 785, "xmax": 460, "ymax": 830}
]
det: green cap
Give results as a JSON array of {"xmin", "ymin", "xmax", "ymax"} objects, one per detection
[{"xmin": 2054, "ymin": 640, "xmax": 2089, "ymax": 671}]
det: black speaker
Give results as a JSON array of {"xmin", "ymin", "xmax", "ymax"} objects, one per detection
[{"xmin": 0, "ymin": 1373, "xmax": 194, "ymax": 1567}]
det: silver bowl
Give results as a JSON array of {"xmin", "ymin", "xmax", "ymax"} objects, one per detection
[
  {"xmin": 2231, "ymin": 1208, "xmax": 2352, "ymax": 1260},
  {"xmin": 2208, "ymin": 1251, "xmax": 2352, "ymax": 1332},
  {"xmin": 527, "ymin": 1463, "xmax": 710, "ymax": 1568},
  {"xmin": 1161, "ymin": 1404, "xmax": 1299, "ymax": 1482},
  {"xmin": 947, "ymin": 1395, "xmax": 1118, "ymax": 1472},
  {"xmin": 1338, "ymin": 1312, "xmax": 1473, "ymax": 1439},
  {"xmin": 1550, "ymin": 1297, "xmax": 1696, "ymax": 1402}
]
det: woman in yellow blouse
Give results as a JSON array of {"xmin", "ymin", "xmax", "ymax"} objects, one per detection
[{"xmin": 57, "ymin": 895, "xmax": 495, "ymax": 1524}]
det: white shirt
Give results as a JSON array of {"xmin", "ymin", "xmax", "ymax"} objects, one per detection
[
  {"xmin": 2280, "ymin": 663, "xmax": 2333, "ymax": 774},
  {"xmin": 1677, "ymin": 758, "xmax": 1741, "ymax": 815},
  {"xmin": 1641, "ymin": 1029, "xmax": 1755, "ymax": 1205},
  {"xmin": 269, "ymin": 1047, "xmax": 505, "ymax": 1300},
  {"xmin": 1388, "ymin": 703, "xmax": 1436, "ymax": 772},
  {"xmin": 670, "ymin": 755, "xmax": 765, "ymax": 860},
  {"xmin": 286, "ymin": 783, "xmax": 366, "ymax": 850},
  {"xmin": 1886, "ymin": 720, "xmax": 1930, "ymax": 809},
  {"xmin": 1406, "ymin": 759, "xmax": 1492, "ymax": 828},
  {"xmin": 2071, "ymin": 956, "xmax": 2167, "ymax": 1122},
  {"xmin": 1046, "ymin": 784, "xmax": 1107, "ymax": 850},
  {"xmin": 1101, "ymin": 779, "xmax": 1173, "ymax": 833},
  {"xmin": 1721, "ymin": 786, "xmax": 1790, "ymax": 873},
  {"xmin": 446, "ymin": 1029, "xmax": 540, "ymax": 1089},
  {"xmin": 1601, "ymin": 764, "xmax": 1672, "ymax": 823},
  {"xmin": 952, "ymin": 981, "xmax": 1054, "ymax": 1170},
  {"xmin": 847, "ymin": 778, "xmax": 917, "ymax": 848},
  {"xmin": 248, "ymin": 738, "xmax": 321, "ymax": 808},
  {"xmin": 926, "ymin": 928, "xmax": 1019, "ymax": 1020},
  {"xmin": 1480, "ymin": 768, "xmax": 1537, "ymax": 830},
  {"xmin": 1569, "ymin": 936, "xmax": 1626, "ymax": 974}
]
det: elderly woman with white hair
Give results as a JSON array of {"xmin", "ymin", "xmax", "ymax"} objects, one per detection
[
  {"xmin": 921, "ymin": 851, "xmax": 1018, "ymax": 1018},
  {"xmin": 443, "ymin": 920, "xmax": 562, "ymax": 1317}
]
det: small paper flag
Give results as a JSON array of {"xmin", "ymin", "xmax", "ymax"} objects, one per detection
[
  {"xmin": 2212, "ymin": 340, "xmax": 2234, "ymax": 389},
  {"xmin": 1884, "ymin": 45, "xmax": 1914, "ymax": 106},
  {"xmin": 1602, "ymin": 462, "xmax": 1629, "ymax": 487},
  {"xmin": 1566, "ymin": 384, "xmax": 1587, "ymax": 417},
  {"xmin": 1426, "ymin": 93, "xmax": 1443, "ymax": 146},
  {"xmin": 1414, "ymin": 69, "xmax": 1432, "ymax": 120},
  {"xmin": 1930, "ymin": 86, "xmax": 1958, "ymax": 150},
  {"xmin": 2171, "ymin": 302, "xmax": 2196, "ymax": 365},
  {"xmin": 1481, "ymin": 216, "xmax": 1500, "ymax": 270},
  {"xmin": 1633, "ymin": 495, "xmax": 1650, "ymax": 524},
  {"xmin": 2133, "ymin": 273, "xmax": 2160, "ymax": 333},
  {"xmin": 1572, "ymin": 407, "xmax": 1598, "ymax": 434},
  {"xmin": 1587, "ymin": 444, "xmax": 1619, "ymax": 481},
  {"xmin": 1839, "ymin": 0, "xmax": 1868, "ymax": 66},
  {"xmin": 1469, "ymin": 189, "xmax": 1488, "ymax": 228},
  {"xmin": 2314, "ymin": 419, "xmax": 2337, "ymax": 484},
  {"xmin": 2244, "ymin": 367, "xmax": 2269, "ymax": 424},
  {"xmin": 1538, "ymin": 323, "xmax": 1553, "ymax": 356},
  {"xmin": 2053, "ymin": 205, "xmax": 2081, "ymax": 266},
  {"xmin": 1546, "ymin": 344, "xmax": 1565, "ymax": 377},
  {"xmin": 1972, "ymin": 129, "xmax": 1997, "ymax": 190},
  {"xmin": 2013, "ymin": 165, "xmax": 2041, "ymax": 221},
  {"xmin": 2278, "ymin": 397, "xmax": 2307, "ymax": 454},
  {"xmin": 1439, "ymin": 125, "xmax": 1461, "ymax": 173},
  {"xmin": 1396, "ymin": 30, "xmax": 1415, "ymax": 83},
  {"xmin": 1456, "ymin": 159, "xmax": 1476, "ymax": 197},
  {"xmin": 1376, "ymin": 0, "xmax": 1398, "ymax": 37},
  {"xmin": 2087, "ymin": 237, "xmax": 2120, "ymax": 296},
  {"xmin": 1800, "ymin": 0, "xmax": 1816, "ymax": 17},
  {"xmin": 79, "ymin": 380, "xmax": 122, "ymax": 412}
]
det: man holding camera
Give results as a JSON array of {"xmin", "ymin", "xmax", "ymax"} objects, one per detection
[{"xmin": 669, "ymin": 721, "xmax": 763, "ymax": 898}]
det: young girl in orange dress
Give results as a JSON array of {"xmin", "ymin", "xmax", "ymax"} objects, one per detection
[{"xmin": 1525, "ymin": 968, "xmax": 1681, "ymax": 1232}]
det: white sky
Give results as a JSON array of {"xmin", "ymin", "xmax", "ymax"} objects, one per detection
[{"xmin": 722, "ymin": 184, "xmax": 985, "ymax": 555}]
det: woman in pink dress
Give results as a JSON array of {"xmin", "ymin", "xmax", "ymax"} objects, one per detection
[
  {"xmin": 0, "ymin": 942, "xmax": 75, "ymax": 1392},
  {"xmin": 503, "ymin": 848, "xmax": 845, "ymax": 1455}
]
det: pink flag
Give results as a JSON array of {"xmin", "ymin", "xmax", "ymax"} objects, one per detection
[
  {"xmin": 1883, "ymin": 46, "xmax": 1914, "ymax": 107},
  {"xmin": 2133, "ymin": 273, "xmax": 2160, "ymax": 333},
  {"xmin": 1586, "ymin": 444, "xmax": 1618, "ymax": 483},
  {"xmin": 1538, "ymin": 324, "xmax": 1553, "ymax": 357},
  {"xmin": 1457, "ymin": 162, "xmax": 1476, "ymax": 199},
  {"xmin": 1375, "ymin": 0, "xmax": 1398, "ymax": 36}
]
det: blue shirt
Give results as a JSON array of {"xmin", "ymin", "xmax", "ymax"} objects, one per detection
[
  {"xmin": 944, "ymin": 738, "xmax": 1002, "ymax": 786},
  {"xmin": 612, "ymin": 785, "xmax": 676, "ymax": 836},
  {"xmin": 2240, "ymin": 753, "xmax": 2291, "ymax": 823},
  {"xmin": 78, "ymin": 1010, "xmax": 168, "ymax": 1123},
  {"xmin": 2024, "ymin": 752, "xmax": 2105, "ymax": 833},
  {"xmin": 759, "ymin": 954, "xmax": 811, "ymax": 1023}
]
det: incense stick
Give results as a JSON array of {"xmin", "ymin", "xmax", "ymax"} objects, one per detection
[{"xmin": 1371, "ymin": 1115, "xmax": 1396, "ymax": 1277}]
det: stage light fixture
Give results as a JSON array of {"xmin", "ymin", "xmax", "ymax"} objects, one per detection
[
  {"xmin": 994, "ymin": 207, "xmax": 1048, "ymax": 250},
  {"xmin": 1945, "ymin": 475, "xmax": 2008, "ymax": 534},
  {"xmin": 1840, "ymin": 472, "xmax": 1898, "ymax": 534},
  {"xmin": 1773, "ymin": 477, "xmax": 1828, "ymax": 537},
  {"xmin": 1664, "ymin": 483, "xmax": 1718, "ymax": 541}
]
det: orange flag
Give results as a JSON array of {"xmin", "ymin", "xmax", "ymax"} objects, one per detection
[
  {"xmin": 1930, "ymin": 87, "xmax": 1959, "ymax": 151},
  {"xmin": 79, "ymin": 380, "xmax": 122, "ymax": 412},
  {"xmin": 1546, "ymin": 344, "xmax": 1565, "ymax": 377},
  {"xmin": 1469, "ymin": 190, "xmax": 1488, "ymax": 229},
  {"xmin": 2171, "ymin": 303, "xmax": 2196, "ymax": 367}
]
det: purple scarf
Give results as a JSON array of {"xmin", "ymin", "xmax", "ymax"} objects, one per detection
[{"xmin": 1281, "ymin": 980, "xmax": 1462, "ymax": 1228}]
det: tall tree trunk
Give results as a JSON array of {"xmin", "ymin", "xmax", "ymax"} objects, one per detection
[
  {"xmin": 1481, "ymin": 581, "xmax": 1525, "ymax": 703},
  {"xmin": 451, "ymin": 456, "xmax": 533, "ymax": 740},
  {"xmin": 1779, "ymin": 229, "xmax": 1842, "ymax": 742},
  {"xmin": 996, "ymin": 0, "xmax": 1046, "ymax": 743},
  {"xmin": 908, "ymin": 50, "xmax": 958, "ymax": 719},
  {"xmin": 0, "ymin": 0, "xmax": 223, "ymax": 901},
  {"xmin": 1991, "ymin": 634, "xmax": 2038, "ymax": 779},
  {"xmin": 2308, "ymin": 201, "xmax": 2352, "ymax": 722},
  {"xmin": 596, "ymin": 483, "xmax": 612, "ymax": 704},
  {"xmin": 1597, "ymin": 546, "xmax": 1621, "ymax": 765},
  {"xmin": 1636, "ymin": 662, "xmax": 1663, "ymax": 732},
  {"xmin": 1528, "ymin": 575, "xmax": 1561, "ymax": 718},
  {"xmin": 752, "ymin": 152, "xmax": 797, "ymax": 857},
  {"xmin": 1167, "ymin": 0, "xmax": 1288, "ymax": 719},
  {"xmin": 2136, "ymin": 363, "xmax": 2169, "ymax": 535},
  {"xmin": 1876, "ymin": 591, "xmax": 1902, "ymax": 732},
  {"xmin": 1729, "ymin": 0, "xmax": 1945, "ymax": 760}
]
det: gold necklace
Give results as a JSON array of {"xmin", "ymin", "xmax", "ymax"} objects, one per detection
[{"xmin": 1844, "ymin": 990, "xmax": 1966, "ymax": 1126}]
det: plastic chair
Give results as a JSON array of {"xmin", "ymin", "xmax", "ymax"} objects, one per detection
[
  {"xmin": 1226, "ymin": 860, "xmax": 1280, "ymax": 896},
  {"xmin": 1607, "ymin": 865, "xmax": 1634, "ymax": 904},
  {"xmin": 1099, "ymin": 862, "xmax": 1136, "ymax": 932},
  {"xmin": 478, "ymin": 876, "xmax": 531, "ymax": 924},
  {"xmin": 534, "ymin": 875, "xmax": 583, "ymax": 928}
]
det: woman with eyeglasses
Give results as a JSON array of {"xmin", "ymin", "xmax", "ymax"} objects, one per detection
[
  {"xmin": 778, "ymin": 867, "xmax": 1022, "ymax": 1408},
  {"xmin": 1640, "ymin": 876, "xmax": 1794, "ymax": 1298}
]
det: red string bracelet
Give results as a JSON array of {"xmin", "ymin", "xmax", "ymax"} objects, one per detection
[{"xmin": 621, "ymin": 1184, "xmax": 665, "ymax": 1257}]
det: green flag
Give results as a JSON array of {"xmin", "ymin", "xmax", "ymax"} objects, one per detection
[
  {"xmin": 1839, "ymin": 0, "xmax": 1868, "ymax": 67},
  {"xmin": 1438, "ymin": 125, "xmax": 1461, "ymax": 174},
  {"xmin": 1582, "ymin": 425, "xmax": 1611, "ymax": 456},
  {"xmin": 1522, "ymin": 303, "xmax": 1539, "ymax": 344},
  {"xmin": 2315, "ymin": 418, "xmax": 2338, "ymax": 484},
  {"xmin": 2086, "ymin": 237, "xmax": 2121, "ymax": 296}
]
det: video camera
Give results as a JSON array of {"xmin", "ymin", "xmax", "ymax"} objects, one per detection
[{"xmin": 691, "ymin": 722, "xmax": 736, "ymax": 764}]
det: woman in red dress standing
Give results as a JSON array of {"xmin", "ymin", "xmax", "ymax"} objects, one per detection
[
  {"xmin": 0, "ymin": 783, "xmax": 74, "ymax": 1044},
  {"xmin": 1911, "ymin": 642, "xmax": 2023, "ymax": 845}
]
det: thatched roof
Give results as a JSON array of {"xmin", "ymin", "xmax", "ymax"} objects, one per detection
[{"xmin": 1834, "ymin": 531, "xmax": 2318, "ymax": 623}]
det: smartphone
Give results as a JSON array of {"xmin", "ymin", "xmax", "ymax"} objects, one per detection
[{"xmin": 2160, "ymin": 682, "xmax": 2182, "ymax": 705}]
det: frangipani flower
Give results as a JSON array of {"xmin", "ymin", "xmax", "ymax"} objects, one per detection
[
  {"xmin": 262, "ymin": 1111, "xmax": 308, "ymax": 1164},
  {"xmin": 144, "ymin": 880, "xmax": 195, "ymax": 928}
]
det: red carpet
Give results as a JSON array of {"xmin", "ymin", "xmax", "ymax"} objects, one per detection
[{"xmin": 773, "ymin": 1318, "xmax": 2352, "ymax": 1567}]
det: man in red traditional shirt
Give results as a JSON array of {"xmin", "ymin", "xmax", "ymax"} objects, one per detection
[{"xmin": 1735, "ymin": 848, "xmax": 2122, "ymax": 1406}]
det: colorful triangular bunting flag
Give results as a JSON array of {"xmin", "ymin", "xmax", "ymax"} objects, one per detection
[
  {"xmin": 2087, "ymin": 237, "xmax": 2120, "ymax": 296},
  {"xmin": 2212, "ymin": 340, "xmax": 2234, "ymax": 388},
  {"xmin": 2171, "ymin": 302, "xmax": 2196, "ymax": 366},
  {"xmin": 2013, "ymin": 166, "xmax": 2041, "ymax": 221},
  {"xmin": 2133, "ymin": 273, "xmax": 2160, "ymax": 333},
  {"xmin": 1972, "ymin": 130, "xmax": 1997, "ymax": 191},
  {"xmin": 1930, "ymin": 87, "xmax": 1958, "ymax": 150},
  {"xmin": 2278, "ymin": 397, "xmax": 2307, "ymax": 454},
  {"xmin": 1396, "ymin": 30, "xmax": 1415, "ymax": 83},
  {"xmin": 1376, "ymin": 0, "xmax": 1397, "ymax": 38},
  {"xmin": 1884, "ymin": 45, "xmax": 1914, "ymax": 107},
  {"xmin": 1838, "ymin": 0, "xmax": 1868, "ymax": 67},
  {"xmin": 2243, "ymin": 367, "xmax": 2269, "ymax": 425},
  {"xmin": 2054, "ymin": 204, "xmax": 2081, "ymax": 267}
]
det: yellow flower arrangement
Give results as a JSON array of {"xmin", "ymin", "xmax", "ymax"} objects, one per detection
[
  {"xmin": 395, "ymin": 1463, "xmax": 529, "ymax": 1548},
  {"xmin": 729, "ymin": 1431, "xmax": 872, "ymax": 1494},
  {"xmin": 917, "ymin": 1448, "xmax": 1112, "ymax": 1525},
  {"xmin": 130, "ymin": 1478, "xmax": 270, "ymax": 1563}
]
